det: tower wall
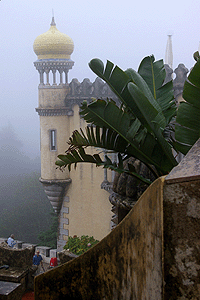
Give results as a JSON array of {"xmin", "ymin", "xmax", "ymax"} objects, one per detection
[
  {"xmin": 40, "ymin": 115, "xmax": 70, "ymax": 180},
  {"xmin": 36, "ymin": 80, "xmax": 114, "ymax": 250},
  {"xmin": 38, "ymin": 86, "xmax": 70, "ymax": 180},
  {"xmin": 38, "ymin": 86, "xmax": 69, "ymax": 108},
  {"xmin": 57, "ymin": 104, "xmax": 113, "ymax": 249}
]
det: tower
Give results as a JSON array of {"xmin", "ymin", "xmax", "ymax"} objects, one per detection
[
  {"xmin": 165, "ymin": 34, "xmax": 173, "ymax": 69},
  {"xmin": 33, "ymin": 18, "xmax": 113, "ymax": 250},
  {"xmin": 33, "ymin": 17, "xmax": 74, "ymax": 214}
]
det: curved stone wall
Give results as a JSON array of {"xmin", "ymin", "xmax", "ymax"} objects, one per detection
[{"xmin": 34, "ymin": 177, "xmax": 165, "ymax": 299}]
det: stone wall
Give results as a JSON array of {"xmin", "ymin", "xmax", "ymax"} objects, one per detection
[
  {"xmin": 34, "ymin": 176, "xmax": 164, "ymax": 300},
  {"xmin": 0, "ymin": 245, "xmax": 35, "ymax": 268},
  {"xmin": 163, "ymin": 139, "xmax": 200, "ymax": 299},
  {"xmin": 0, "ymin": 241, "xmax": 58, "ymax": 265},
  {"xmin": 34, "ymin": 139, "xmax": 200, "ymax": 299}
]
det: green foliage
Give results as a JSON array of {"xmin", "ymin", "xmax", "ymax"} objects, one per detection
[
  {"xmin": 37, "ymin": 212, "xmax": 58, "ymax": 248},
  {"xmin": 63, "ymin": 235, "xmax": 99, "ymax": 256},
  {"xmin": 56, "ymin": 54, "xmax": 200, "ymax": 186},
  {"xmin": 56, "ymin": 55, "xmax": 178, "ymax": 183},
  {"xmin": 175, "ymin": 57, "xmax": 200, "ymax": 154}
]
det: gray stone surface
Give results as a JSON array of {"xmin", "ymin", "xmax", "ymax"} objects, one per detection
[
  {"xmin": 0, "ymin": 245, "xmax": 34, "ymax": 268},
  {"xmin": 0, "ymin": 281, "xmax": 21, "ymax": 300},
  {"xmin": 22, "ymin": 243, "xmax": 37, "ymax": 250},
  {"xmin": 58, "ymin": 250, "xmax": 78, "ymax": 265},
  {"xmin": 50, "ymin": 249, "xmax": 58, "ymax": 258},
  {"xmin": 0, "ymin": 268, "xmax": 28, "ymax": 283},
  {"xmin": 173, "ymin": 63, "xmax": 189, "ymax": 98},
  {"xmin": 166, "ymin": 138, "xmax": 200, "ymax": 183},
  {"xmin": 15, "ymin": 241, "xmax": 23, "ymax": 250},
  {"xmin": 35, "ymin": 246, "xmax": 51, "ymax": 257}
]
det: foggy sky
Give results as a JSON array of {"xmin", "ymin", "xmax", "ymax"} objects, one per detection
[{"xmin": 0, "ymin": 0, "xmax": 199, "ymax": 158}]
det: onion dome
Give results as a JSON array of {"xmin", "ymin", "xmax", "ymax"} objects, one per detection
[{"xmin": 33, "ymin": 17, "xmax": 74, "ymax": 60}]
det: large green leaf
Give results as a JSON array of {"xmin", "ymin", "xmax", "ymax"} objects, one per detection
[
  {"xmin": 80, "ymin": 100, "xmax": 131, "ymax": 137},
  {"xmin": 89, "ymin": 59, "xmax": 142, "ymax": 120},
  {"xmin": 175, "ymin": 58, "xmax": 200, "ymax": 154},
  {"xmin": 186, "ymin": 58, "xmax": 200, "ymax": 88},
  {"xmin": 127, "ymin": 82, "xmax": 166, "ymax": 131},
  {"xmin": 138, "ymin": 55, "xmax": 165, "ymax": 98},
  {"xmin": 81, "ymin": 99, "xmax": 176, "ymax": 172},
  {"xmin": 128, "ymin": 82, "xmax": 177, "ymax": 168},
  {"xmin": 125, "ymin": 67, "xmax": 163, "ymax": 114},
  {"xmin": 138, "ymin": 55, "xmax": 176, "ymax": 125},
  {"xmin": 56, "ymin": 148, "xmax": 152, "ymax": 185},
  {"xmin": 89, "ymin": 57, "xmax": 177, "ymax": 166},
  {"xmin": 67, "ymin": 126, "xmax": 128, "ymax": 155},
  {"xmin": 80, "ymin": 100, "xmax": 156, "ymax": 166},
  {"xmin": 89, "ymin": 57, "xmax": 176, "ymax": 131},
  {"xmin": 125, "ymin": 68, "xmax": 167, "ymax": 132},
  {"xmin": 57, "ymin": 55, "xmax": 179, "ymax": 184}
]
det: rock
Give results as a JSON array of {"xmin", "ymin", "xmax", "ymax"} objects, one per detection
[{"xmin": 58, "ymin": 250, "xmax": 78, "ymax": 264}]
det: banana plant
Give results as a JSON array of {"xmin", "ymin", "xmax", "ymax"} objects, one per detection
[
  {"xmin": 175, "ymin": 57, "xmax": 200, "ymax": 154},
  {"xmin": 56, "ymin": 55, "xmax": 180, "ymax": 185}
]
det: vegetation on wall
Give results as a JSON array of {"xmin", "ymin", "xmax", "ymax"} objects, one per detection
[
  {"xmin": 55, "ymin": 55, "xmax": 200, "ymax": 185},
  {"xmin": 64, "ymin": 235, "xmax": 99, "ymax": 255}
]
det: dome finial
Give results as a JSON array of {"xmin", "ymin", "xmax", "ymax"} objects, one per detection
[
  {"xmin": 33, "ymin": 14, "xmax": 74, "ymax": 60},
  {"xmin": 51, "ymin": 9, "xmax": 56, "ymax": 26}
]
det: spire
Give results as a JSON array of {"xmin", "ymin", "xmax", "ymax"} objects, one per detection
[
  {"xmin": 51, "ymin": 9, "xmax": 56, "ymax": 26},
  {"xmin": 165, "ymin": 34, "xmax": 173, "ymax": 69}
]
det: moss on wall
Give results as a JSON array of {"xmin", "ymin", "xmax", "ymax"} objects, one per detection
[{"xmin": 35, "ymin": 177, "xmax": 164, "ymax": 300}]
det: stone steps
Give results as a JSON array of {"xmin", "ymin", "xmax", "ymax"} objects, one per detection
[{"xmin": 0, "ymin": 281, "xmax": 21, "ymax": 300}]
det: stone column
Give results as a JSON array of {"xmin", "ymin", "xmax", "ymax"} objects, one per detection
[
  {"xmin": 59, "ymin": 70, "xmax": 63, "ymax": 85},
  {"xmin": 52, "ymin": 70, "xmax": 57, "ymax": 85},
  {"xmin": 64, "ymin": 71, "xmax": 68, "ymax": 84},
  {"xmin": 45, "ymin": 70, "xmax": 50, "ymax": 86},
  {"xmin": 39, "ymin": 70, "xmax": 44, "ymax": 85}
]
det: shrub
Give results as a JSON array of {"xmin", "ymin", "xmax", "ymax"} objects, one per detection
[{"xmin": 63, "ymin": 235, "xmax": 99, "ymax": 255}]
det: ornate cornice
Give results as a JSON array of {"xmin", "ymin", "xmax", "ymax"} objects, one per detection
[
  {"xmin": 39, "ymin": 178, "xmax": 72, "ymax": 185},
  {"xmin": 34, "ymin": 59, "xmax": 74, "ymax": 72},
  {"xmin": 35, "ymin": 108, "xmax": 73, "ymax": 116}
]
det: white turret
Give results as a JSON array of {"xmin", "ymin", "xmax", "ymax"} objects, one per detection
[{"xmin": 165, "ymin": 34, "xmax": 173, "ymax": 69}]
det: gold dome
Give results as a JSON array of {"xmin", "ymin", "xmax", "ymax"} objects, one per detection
[{"xmin": 33, "ymin": 18, "xmax": 74, "ymax": 59}]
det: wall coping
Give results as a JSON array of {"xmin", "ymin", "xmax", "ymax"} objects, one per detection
[{"xmin": 166, "ymin": 138, "xmax": 200, "ymax": 184}]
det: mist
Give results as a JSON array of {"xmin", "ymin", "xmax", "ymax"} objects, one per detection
[
  {"xmin": 0, "ymin": 124, "xmax": 40, "ymax": 181},
  {"xmin": 0, "ymin": 0, "xmax": 200, "ymax": 159},
  {"xmin": 0, "ymin": 124, "xmax": 52, "ymax": 243},
  {"xmin": 1, "ymin": 0, "xmax": 200, "ymax": 243}
]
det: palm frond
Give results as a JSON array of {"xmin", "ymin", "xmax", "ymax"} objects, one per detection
[{"xmin": 56, "ymin": 148, "xmax": 152, "ymax": 185}]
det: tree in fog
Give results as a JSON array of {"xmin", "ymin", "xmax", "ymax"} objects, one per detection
[
  {"xmin": 0, "ymin": 124, "xmax": 40, "ymax": 179},
  {"xmin": 0, "ymin": 123, "xmax": 52, "ymax": 244}
]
